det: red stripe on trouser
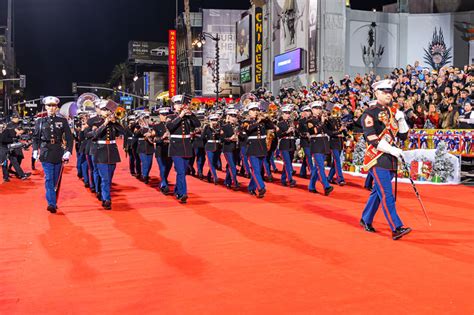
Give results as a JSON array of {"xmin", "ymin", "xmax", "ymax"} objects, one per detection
[
  {"xmin": 333, "ymin": 152, "xmax": 341, "ymax": 180},
  {"xmin": 224, "ymin": 153, "xmax": 236, "ymax": 184},
  {"xmin": 372, "ymin": 169, "xmax": 396, "ymax": 230},
  {"xmin": 315, "ymin": 155, "xmax": 325, "ymax": 186},
  {"xmin": 306, "ymin": 155, "xmax": 311, "ymax": 172},
  {"xmin": 249, "ymin": 160, "xmax": 262, "ymax": 190}
]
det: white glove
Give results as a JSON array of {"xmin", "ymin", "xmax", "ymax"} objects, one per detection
[
  {"xmin": 377, "ymin": 138, "xmax": 403, "ymax": 158},
  {"xmin": 32, "ymin": 150, "xmax": 39, "ymax": 160},
  {"xmin": 62, "ymin": 151, "xmax": 71, "ymax": 161}
]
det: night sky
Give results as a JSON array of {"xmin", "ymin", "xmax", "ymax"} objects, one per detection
[{"xmin": 10, "ymin": 0, "xmax": 395, "ymax": 100}]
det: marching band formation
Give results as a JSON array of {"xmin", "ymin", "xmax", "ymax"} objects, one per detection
[{"xmin": 27, "ymin": 79, "xmax": 413, "ymax": 240}]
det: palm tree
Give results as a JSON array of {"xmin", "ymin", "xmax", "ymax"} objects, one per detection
[
  {"xmin": 184, "ymin": 0, "xmax": 195, "ymax": 94},
  {"xmin": 108, "ymin": 62, "xmax": 131, "ymax": 90}
]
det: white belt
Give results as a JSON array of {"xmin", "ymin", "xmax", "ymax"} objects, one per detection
[
  {"xmin": 97, "ymin": 140, "xmax": 116, "ymax": 144},
  {"xmin": 207, "ymin": 140, "xmax": 220, "ymax": 143},
  {"xmin": 128, "ymin": 137, "xmax": 133, "ymax": 139},
  {"xmin": 170, "ymin": 135, "xmax": 191, "ymax": 139},
  {"xmin": 248, "ymin": 135, "xmax": 266, "ymax": 140},
  {"xmin": 282, "ymin": 136, "xmax": 295, "ymax": 139},
  {"xmin": 138, "ymin": 138, "xmax": 145, "ymax": 141},
  {"xmin": 310, "ymin": 134, "xmax": 328, "ymax": 138}
]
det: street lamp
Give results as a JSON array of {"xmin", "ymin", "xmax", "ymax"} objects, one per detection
[
  {"xmin": 15, "ymin": 89, "xmax": 20, "ymax": 94},
  {"xmin": 118, "ymin": 85, "xmax": 122, "ymax": 90},
  {"xmin": 133, "ymin": 74, "xmax": 138, "ymax": 82},
  {"xmin": 193, "ymin": 32, "xmax": 221, "ymax": 106},
  {"xmin": 1, "ymin": 68, "xmax": 6, "ymax": 76}
]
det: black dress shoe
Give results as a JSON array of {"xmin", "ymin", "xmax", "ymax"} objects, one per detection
[
  {"xmin": 232, "ymin": 183, "xmax": 240, "ymax": 191},
  {"xmin": 198, "ymin": 173, "xmax": 204, "ymax": 180},
  {"xmin": 308, "ymin": 189, "xmax": 318, "ymax": 194},
  {"xmin": 144, "ymin": 176, "xmax": 149, "ymax": 184},
  {"xmin": 96, "ymin": 192, "xmax": 102, "ymax": 201},
  {"xmin": 84, "ymin": 183, "xmax": 90, "ymax": 188},
  {"xmin": 392, "ymin": 227, "xmax": 412, "ymax": 240},
  {"xmin": 213, "ymin": 179, "xmax": 218, "ymax": 185},
  {"xmin": 299, "ymin": 175, "xmax": 307, "ymax": 179},
  {"xmin": 3, "ymin": 178, "xmax": 10, "ymax": 183},
  {"xmin": 160, "ymin": 186, "xmax": 170, "ymax": 195},
  {"xmin": 257, "ymin": 188, "xmax": 266, "ymax": 198},
  {"xmin": 177, "ymin": 194, "xmax": 188, "ymax": 204},
  {"xmin": 47, "ymin": 205, "xmax": 57, "ymax": 213},
  {"xmin": 359, "ymin": 219, "xmax": 376, "ymax": 233},
  {"xmin": 102, "ymin": 200, "xmax": 112, "ymax": 210},
  {"xmin": 249, "ymin": 190, "xmax": 256, "ymax": 196},
  {"xmin": 338, "ymin": 181, "xmax": 346, "ymax": 186},
  {"xmin": 90, "ymin": 188, "xmax": 96, "ymax": 194},
  {"xmin": 324, "ymin": 186, "xmax": 334, "ymax": 196},
  {"xmin": 265, "ymin": 177, "xmax": 274, "ymax": 183},
  {"xmin": 289, "ymin": 180, "xmax": 296, "ymax": 188},
  {"xmin": 329, "ymin": 179, "xmax": 337, "ymax": 185},
  {"xmin": 20, "ymin": 174, "xmax": 30, "ymax": 180}
]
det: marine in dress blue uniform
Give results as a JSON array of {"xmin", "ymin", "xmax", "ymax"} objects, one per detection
[
  {"xmin": 136, "ymin": 113, "xmax": 155, "ymax": 184},
  {"xmin": 152, "ymin": 107, "xmax": 173, "ymax": 194},
  {"xmin": 360, "ymin": 80, "xmax": 412, "ymax": 240},
  {"xmin": 298, "ymin": 105, "xmax": 313, "ymax": 178},
  {"xmin": 166, "ymin": 95, "xmax": 201, "ymax": 203},
  {"xmin": 327, "ymin": 106, "xmax": 347, "ymax": 186},
  {"xmin": 221, "ymin": 109, "xmax": 240, "ymax": 189},
  {"xmin": 244, "ymin": 102, "xmax": 275, "ymax": 198},
  {"xmin": 32, "ymin": 96, "xmax": 73, "ymax": 213},
  {"xmin": 203, "ymin": 114, "xmax": 222, "ymax": 184},
  {"xmin": 90, "ymin": 100, "xmax": 124, "ymax": 210},
  {"xmin": 307, "ymin": 101, "xmax": 334, "ymax": 196},
  {"xmin": 276, "ymin": 106, "xmax": 297, "ymax": 187}
]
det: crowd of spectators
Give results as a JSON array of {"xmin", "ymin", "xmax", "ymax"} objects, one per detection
[{"xmin": 234, "ymin": 62, "xmax": 474, "ymax": 130}]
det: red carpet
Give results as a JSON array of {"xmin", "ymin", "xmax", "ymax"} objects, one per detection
[{"xmin": 1, "ymin": 144, "xmax": 473, "ymax": 314}]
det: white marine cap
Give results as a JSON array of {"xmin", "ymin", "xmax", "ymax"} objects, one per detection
[
  {"xmin": 281, "ymin": 106, "xmax": 292, "ymax": 113},
  {"xmin": 171, "ymin": 95, "xmax": 184, "ymax": 104},
  {"xmin": 97, "ymin": 99, "xmax": 108, "ymax": 109},
  {"xmin": 301, "ymin": 105, "xmax": 311, "ymax": 111},
  {"xmin": 226, "ymin": 109, "xmax": 238, "ymax": 115},
  {"xmin": 128, "ymin": 115, "xmax": 136, "ymax": 120},
  {"xmin": 371, "ymin": 79, "xmax": 395, "ymax": 91},
  {"xmin": 42, "ymin": 96, "xmax": 60, "ymax": 106},
  {"xmin": 309, "ymin": 101, "xmax": 323, "ymax": 108},
  {"xmin": 197, "ymin": 108, "xmax": 206, "ymax": 115},
  {"xmin": 209, "ymin": 113, "xmax": 220, "ymax": 120},
  {"xmin": 158, "ymin": 107, "xmax": 171, "ymax": 115},
  {"xmin": 247, "ymin": 102, "xmax": 260, "ymax": 110},
  {"xmin": 368, "ymin": 100, "xmax": 378, "ymax": 107}
]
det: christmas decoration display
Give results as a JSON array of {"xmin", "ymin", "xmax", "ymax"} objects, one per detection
[{"xmin": 431, "ymin": 142, "xmax": 455, "ymax": 183}]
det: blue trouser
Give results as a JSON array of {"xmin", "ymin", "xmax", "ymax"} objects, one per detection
[
  {"xmin": 140, "ymin": 153, "xmax": 153, "ymax": 177},
  {"xmin": 194, "ymin": 148, "xmax": 205, "ymax": 175},
  {"xmin": 86, "ymin": 154, "xmax": 96, "ymax": 190},
  {"xmin": 299, "ymin": 147, "xmax": 313, "ymax": 177},
  {"xmin": 328, "ymin": 149, "xmax": 345, "ymax": 183},
  {"xmin": 96, "ymin": 163, "xmax": 116, "ymax": 202},
  {"xmin": 364, "ymin": 172, "xmax": 374, "ymax": 189},
  {"xmin": 361, "ymin": 167, "xmax": 403, "ymax": 231},
  {"xmin": 223, "ymin": 151, "xmax": 239, "ymax": 186},
  {"xmin": 309, "ymin": 153, "xmax": 330, "ymax": 190},
  {"xmin": 206, "ymin": 151, "xmax": 219, "ymax": 181},
  {"xmin": 216, "ymin": 151, "xmax": 222, "ymax": 169},
  {"xmin": 128, "ymin": 148, "xmax": 141, "ymax": 175},
  {"xmin": 248, "ymin": 156, "xmax": 265, "ymax": 192},
  {"xmin": 240, "ymin": 146, "xmax": 250, "ymax": 175},
  {"xmin": 263, "ymin": 150, "xmax": 273, "ymax": 178},
  {"xmin": 270, "ymin": 151, "xmax": 278, "ymax": 171},
  {"xmin": 91, "ymin": 155, "xmax": 101, "ymax": 192},
  {"xmin": 76, "ymin": 152, "xmax": 83, "ymax": 177},
  {"xmin": 42, "ymin": 162, "xmax": 62, "ymax": 207},
  {"xmin": 280, "ymin": 150, "xmax": 294, "ymax": 184},
  {"xmin": 78, "ymin": 153, "xmax": 89, "ymax": 185},
  {"xmin": 172, "ymin": 156, "xmax": 190, "ymax": 196},
  {"xmin": 156, "ymin": 156, "xmax": 172, "ymax": 188}
]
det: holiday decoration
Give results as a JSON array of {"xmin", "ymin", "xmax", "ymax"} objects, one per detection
[
  {"xmin": 352, "ymin": 136, "xmax": 366, "ymax": 166},
  {"xmin": 431, "ymin": 142, "xmax": 455, "ymax": 183}
]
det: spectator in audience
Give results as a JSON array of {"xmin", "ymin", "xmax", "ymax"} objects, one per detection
[
  {"xmin": 441, "ymin": 103, "xmax": 459, "ymax": 129},
  {"xmin": 411, "ymin": 104, "xmax": 426, "ymax": 129},
  {"xmin": 426, "ymin": 103, "xmax": 440, "ymax": 128},
  {"xmin": 458, "ymin": 101, "xmax": 474, "ymax": 129}
]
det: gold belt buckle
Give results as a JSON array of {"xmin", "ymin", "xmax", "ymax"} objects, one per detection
[{"xmin": 50, "ymin": 139, "xmax": 56, "ymax": 144}]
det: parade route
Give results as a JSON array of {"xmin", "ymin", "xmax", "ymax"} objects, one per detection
[{"xmin": 1, "ymin": 149, "xmax": 473, "ymax": 314}]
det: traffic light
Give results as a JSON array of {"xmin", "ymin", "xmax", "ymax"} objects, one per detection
[
  {"xmin": 72, "ymin": 82, "xmax": 77, "ymax": 94},
  {"xmin": 19, "ymin": 75, "xmax": 26, "ymax": 88}
]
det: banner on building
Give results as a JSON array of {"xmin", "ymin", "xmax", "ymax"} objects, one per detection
[
  {"xmin": 308, "ymin": 0, "xmax": 317, "ymax": 73},
  {"xmin": 168, "ymin": 30, "xmax": 177, "ymax": 98},
  {"xmin": 254, "ymin": 6, "xmax": 263, "ymax": 89},
  {"xmin": 128, "ymin": 41, "xmax": 169, "ymax": 65},
  {"xmin": 202, "ymin": 9, "xmax": 242, "ymax": 96},
  {"xmin": 236, "ymin": 14, "xmax": 251, "ymax": 63}
]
